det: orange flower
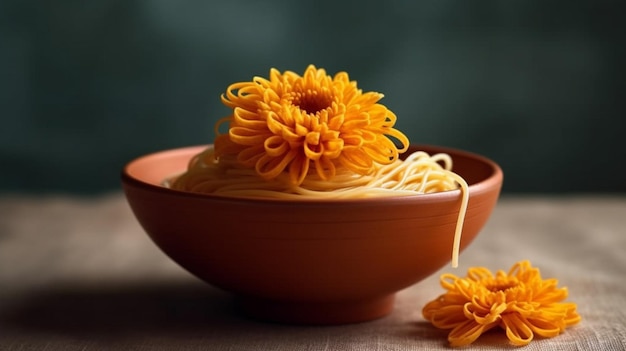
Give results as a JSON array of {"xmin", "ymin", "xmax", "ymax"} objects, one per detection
[
  {"xmin": 422, "ymin": 261, "xmax": 581, "ymax": 347},
  {"xmin": 213, "ymin": 65, "xmax": 409, "ymax": 185}
]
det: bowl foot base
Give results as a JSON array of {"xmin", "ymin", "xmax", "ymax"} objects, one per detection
[{"xmin": 236, "ymin": 294, "xmax": 396, "ymax": 325}]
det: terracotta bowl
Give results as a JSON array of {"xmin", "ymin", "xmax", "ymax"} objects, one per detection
[{"xmin": 121, "ymin": 144, "xmax": 502, "ymax": 325}]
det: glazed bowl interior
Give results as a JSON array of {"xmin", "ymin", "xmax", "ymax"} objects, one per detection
[{"xmin": 122, "ymin": 144, "xmax": 502, "ymax": 324}]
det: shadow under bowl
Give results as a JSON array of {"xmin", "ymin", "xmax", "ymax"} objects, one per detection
[{"xmin": 121, "ymin": 144, "xmax": 502, "ymax": 325}]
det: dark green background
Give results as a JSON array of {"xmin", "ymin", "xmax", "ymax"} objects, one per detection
[{"xmin": 1, "ymin": 1, "xmax": 624, "ymax": 194}]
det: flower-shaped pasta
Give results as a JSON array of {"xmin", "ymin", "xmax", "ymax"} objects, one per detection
[
  {"xmin": 213, "ymin": 65, "xmax": 409, "ymax": 185},
  {"xmin": 422, "ymin": 261, "xmax": 581, "ymax": 347}
]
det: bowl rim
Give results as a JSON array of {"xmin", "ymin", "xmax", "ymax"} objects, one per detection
[{"xmin": 121, "ymin": 144, "xmax": 502, "ymax": 206}]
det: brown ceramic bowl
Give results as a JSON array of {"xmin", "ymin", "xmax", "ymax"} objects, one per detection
[{"xmin": 121, "ymin": 144, "xmax": 502, "ymax": 325}]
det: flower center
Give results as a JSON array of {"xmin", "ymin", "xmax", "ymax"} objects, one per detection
[
  {"xmin": 484, "ymin": 277, "xmax": 520, "ymax": 292},
  {"xmin": 291, "ymin": 89, "xmax": 333, "ymax": 115}
]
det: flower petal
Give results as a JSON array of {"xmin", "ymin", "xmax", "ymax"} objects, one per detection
[
  {"xmin": 424, "ymin": 303, "xmax": 467, "ymax": 329},
  {"xmin": 502, "ymin": 313, "xmax": 535, "ymax": 346},
  {"xmin": 448, "ymin": 320, "xmax": 495, "ymax": 347}
]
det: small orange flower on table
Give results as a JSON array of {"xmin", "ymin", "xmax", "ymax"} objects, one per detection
[{"xmin": 422, "ymin": 261, "xmax": 581, "ymax": 347}]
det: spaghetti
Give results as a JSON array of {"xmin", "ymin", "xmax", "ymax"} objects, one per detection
[{"xmin": 168, "ymin": 65, "xmax": 470, "ymax": 267}]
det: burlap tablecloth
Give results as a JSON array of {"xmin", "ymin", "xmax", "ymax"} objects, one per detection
[{"xmin": 1, "ymin": 194, "xmax": 625, "ymax": 350}]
